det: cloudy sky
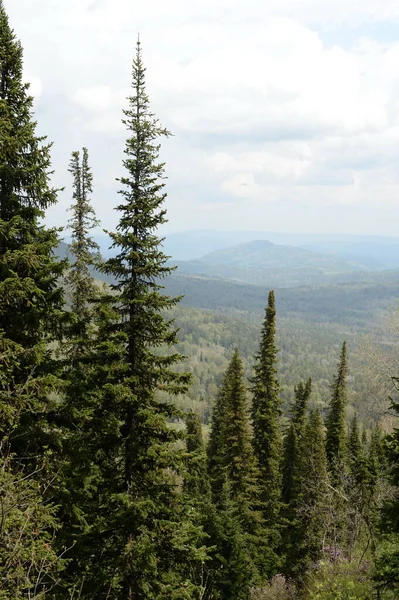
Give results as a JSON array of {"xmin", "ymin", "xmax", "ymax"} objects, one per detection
[{"xmin": 6, "ymin": 0, "xmax": 399, "ymax": 235}]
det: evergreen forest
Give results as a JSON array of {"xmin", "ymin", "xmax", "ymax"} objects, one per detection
[{"xmin": 1, "ymin": 2, "xmax": 399, "ymax": 598}]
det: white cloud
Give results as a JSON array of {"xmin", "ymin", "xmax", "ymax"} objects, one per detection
[{"xmin": 5, "ymin": 0, "xmax": 399, "ymax": 234}]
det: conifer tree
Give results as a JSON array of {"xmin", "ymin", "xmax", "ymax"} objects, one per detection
[
  {"xmin": 0, "ymin": 3, "xmax": 66, "ymax": 593},
  {"xmin": 375, "ymin": 388, "xmax": 399, "ymax": 595},
  {"xmin": 0, "ymin": 0, "xmax": 65, "ymax": 455},
  {"xmin": 293, "ymin": 409, "xmax": 329, "ymax": 577},
  {"xmin": 326, "ymin": 342, "xmax": 348, "ymax": 482},
  {"xmin": 73, "ymin": 39, "xmax": 197, "ymax": 598},
  {"xmin": 209, "ymin": 350, "xmax": 259, "ymax": 510},
  {"xmin": 184, "ymin": 413, "xmax": 217, "ymax": 598},
  {"xmin": 251, "ymin": 290, "xmax": 282, "ymax": 556},
  {"xmin": 282, "ymin": 378, "xmax": 312, "ymax": 505},
  {"xmin": 207, "ymin": 350, "xmax": 268, "ymax": 595},
  {"xmin": 54, "ymin": 149, "xmax": 102, "ymax": 584},
  {"xmin": 348, "ymin": 416, "xmax": 362, "ymax": 472},
  {"xmin": 65, "ymin": 147, "xmax": 100, "ymax": 355}
]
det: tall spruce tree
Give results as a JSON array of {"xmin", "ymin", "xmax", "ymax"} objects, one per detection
[
  {"xmin": 0, "ymin": 3, "xmax": 66, "ymax": 594},
  {"xmin": 54, "ymin": 149, "xmax": 103, "ymax": 587},
  {"xmin": 65, "ymin": 147, "xmax": 100, "ymax": 354},
  {"xmin": 0, "ymin": 0, "xmax": 65, "ymax": 454},
  {"xmin": 251, "ymin": 290, "xmax": 282, "ymax": 558},
  {"xmin": 74, "ymin": 39, "xmax": 198, "ymax": 599},
  {"xmin": 326, "ymin": 342, "xmax": 348, "ymax": 482}
]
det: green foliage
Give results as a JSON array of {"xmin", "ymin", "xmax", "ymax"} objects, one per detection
[
  {"xmin": 64, "ymin": 40, "xmax": 201, "ymax": 598},
  {"xmin": 326, "ymin": 342, "xmax": 348, "ymax": 482},
  {"xmin": 250, "ymin": 575, "xmax": 299, "ymax": 600},
  {"xmin": 65, "ymin": 147, "xmax": 100, "ymax": 338},
  {"xmin": 374, "ymin": 387, "xmax": 399, "ymax": 597},
  {"xmin": 0, "ymin": 454, "xmax": 65, "ymax": 600},
  {"xmin": 0, "ymin": 0, "xmax": 66, "ymax": 454},
  {"xmin": 251, "ymin": 291, "xmax": 282, "ymax": 557},
  {"xmin": 208, "ymin": 350, "xmax": 259, "ymax": 511},
  {"xmin": 208, "ymin": 350, "xmax": 268, "ymax": 594},
  {"xmin": 285, "ymin": 410, "xmax": 329, "ymax": 577},
  {"xmin": 305, "ymin": 560, "xmax": 375, "ymax": 600},
  {"xmin": 282, "ymin": 379, "xmax": 312, "ymax": 505}
]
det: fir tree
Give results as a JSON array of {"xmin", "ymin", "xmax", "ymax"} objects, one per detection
[
  {"xmin": 326, "ymin": 342, "xmax": 348, "ymax": 482},
  {"xmin": 251, "ymin": 290, "xmax": 282, "ymax": 559},
  {"xmin": 0, "ymin": 3, "xmax": 66, "ymax": 594},
  {"xmin": 282, "ymin": 378, "xmax": 312, "ymax": 505},
  {"xmin": 184, "ymin": 413, "xmax": 217, "ymax": 598},
  {"xmin": 73, "ymin": 39, "xmax": 197, "ymax": 598},
  {"xmin": 209, "ymin": 350, "xmax": 259, "ymax": 510},
  {"xmin": 0, "ymin": 0, "xmax": 65, "ymax": 454},
  {"xmin": 65, "ymin": 147, "xmax": 100, "ymax": 354},
  {"xmin": 54, "ymin": 149, "xmax": 103, "ymax": 588},
  {"xmin": 293, "ymin": 409, "xmax": 329, "ymax": 577},
  {"xmin": 374, "ymin": 381, "xmax": 399, "ymax": 596},
  {"xmin": 348, "ymin": 416, "xmax": 361, "ymax": 468},
  {"xmin": 207, "ymin": 350, "xmax": 268, "ymax": 595}
]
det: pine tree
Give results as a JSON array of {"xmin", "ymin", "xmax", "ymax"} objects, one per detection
[
  {"xmin": 326, "ymin": 342, "xmax": 348, "ymax": 482},
  {"xmin": 251, "ymin": 290, "xmax": 282, "ymax": 561},
  {"xmin": 0, "ymin": 0, "xmax": 65, "ymax": 454},
  {"xmin": 72, "ymin": 39, "xmax": 197, "ymax": 598}
]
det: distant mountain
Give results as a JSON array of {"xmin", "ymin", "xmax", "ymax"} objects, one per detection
[
  {"xmin": 160, "ymin": 229, "xmax": 399, "ymax": 262},
  {"xmin": 171, "ymin": 239, "xmax": 374, "ymax": 288},
  {"xmin": 301, "ymin": 239, "xmax": 399, "ymax": 270},
  {"xmin": 198, "ymin": 240, "xmax": 366, "ymax": 270}
]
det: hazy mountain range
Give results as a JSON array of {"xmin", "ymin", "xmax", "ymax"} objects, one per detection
[{"xmin": 58, "ymin": 229, "xmax": 399, "ymax": 293}]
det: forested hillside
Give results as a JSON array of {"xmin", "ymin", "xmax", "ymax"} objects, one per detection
[{"xmin": 1, "ymin": 2, "xmax": 399, "ymax": 599}]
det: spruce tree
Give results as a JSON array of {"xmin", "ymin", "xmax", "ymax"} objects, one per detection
[
  {"xmin": 65, "ymin": 147, "xmax": 100, "ymax": 354},
  {"xmin": 0, "ymin": 3, "xmax": 66, "ymax": 594},
  {"xmin": 184, "ymin": 413, "xmax": 217, "ymax": 598},
  {"xmin": 0, "ymin": 0, "xmax": 65, "ymax": 454},
  {"xmin": 348, "ymin": 415, "xmax": 362, "ymax": 474},
  {"xmin": 54, "ymin": 149, "xmax": 103, "ymax": 587},
  {"xmin": 294, "ymin": 409, "xmax": 329, "ymax": 577},
  {"xmin": 282, "ymin": 378, "xmax": 312, "ymax": 505},
  {"xmin": 209, "ymin": 350, "xmax": 259, "ymax": 510},
  {"xmin": 326, "ymin": 342, "xmax": 348, "ymax": 482},
  {"xmin": 207, "ymin": 350, "xmax": 268, "ymax": 596},
  {"xmin": 251, "ymin": 290, "xmax": 282, "ymax": 560},
  {"xmin": 375, "ymin": 389, "xmax": 399, "ymax": 595},
  {"xmin": 73, "ymin": 39, "xmax": 197, "ymax": 598}
]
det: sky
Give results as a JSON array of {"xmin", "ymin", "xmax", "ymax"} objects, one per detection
[{"xmin": 5, "ymin": 0, "xmax": 399, "ymax": 236}]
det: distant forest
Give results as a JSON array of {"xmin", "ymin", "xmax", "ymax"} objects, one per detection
[{"xmin": 1, "ymin": 2, "xmax": 399, "ymax": 599}]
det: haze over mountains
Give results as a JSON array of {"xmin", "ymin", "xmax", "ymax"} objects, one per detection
[
  {"xmin": 60, "ymin": 229, "xmax": 399, "ymax": 292},
  {"xmin": 58, "ymin": 229, "xmax": 399, "ymax": 328}
]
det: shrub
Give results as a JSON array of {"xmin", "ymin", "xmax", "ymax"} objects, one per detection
[
  {"xmin": 305, "ymin": 560, "xmax": 375, "ymax": 600},
  {"xmin": 250, "ymin": 574, "xmax": 299, "ymax": 600}
]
